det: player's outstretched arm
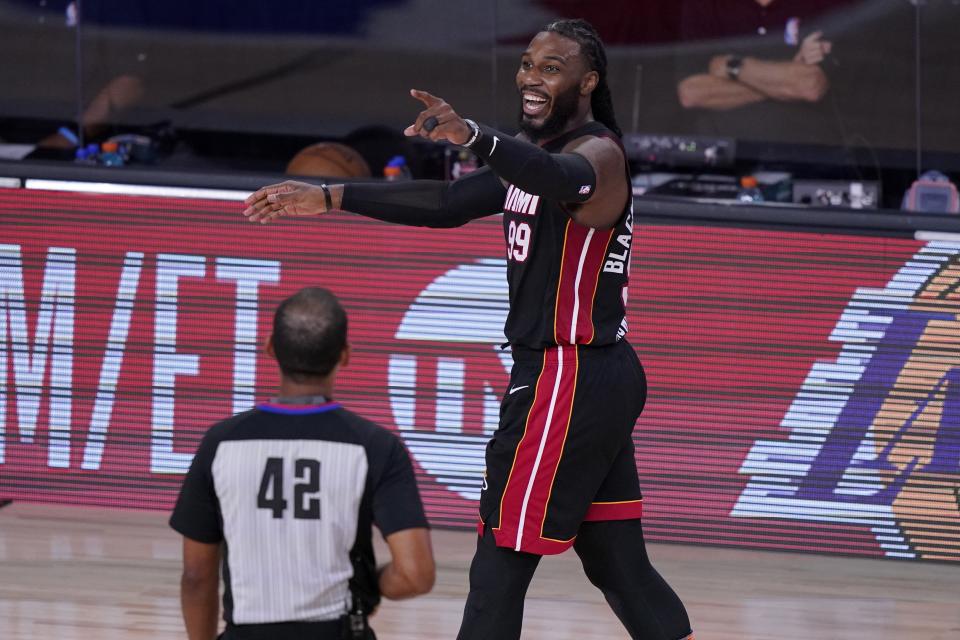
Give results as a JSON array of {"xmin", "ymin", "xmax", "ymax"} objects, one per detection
[
  {"xmin": 243, "ymin": 180, "xmax": 334, "ymax": 224},
  {"xmin": 244, "ymin": 167, "xmax": 506, "ymax": 229},
  {"xmin": 406, "ymin": 89, "xmax": 627, "ymax": 229}
]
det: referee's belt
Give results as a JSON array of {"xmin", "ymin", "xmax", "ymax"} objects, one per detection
[{"xmin": 221, "ymin": 616, "xmax": 366, "ymax": 639}]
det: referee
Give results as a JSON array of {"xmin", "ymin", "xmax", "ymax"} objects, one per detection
[{"xmin": 170, "ymin": 287, "xmax": 435, "ymax": 640}]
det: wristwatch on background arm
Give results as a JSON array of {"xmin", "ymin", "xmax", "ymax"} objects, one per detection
[{"xmin": 725, "ymin": 56, "xmax": 743, "ymax": 81}]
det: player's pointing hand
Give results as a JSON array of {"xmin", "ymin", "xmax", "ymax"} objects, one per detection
[
  {"xmin": 242, "ymin": 180, "xmax": 335, "ymax": 224},
  {"xmin": 405, "ymin": 89, "xmax": 473, "ymax": 146}
]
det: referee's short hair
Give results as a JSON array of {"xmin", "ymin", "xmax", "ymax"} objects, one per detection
[{"xmin": 272, "ymin": 287, "xmax": 348, "ymax": 380}]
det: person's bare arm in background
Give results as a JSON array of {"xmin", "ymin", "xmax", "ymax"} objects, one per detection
[
  {"xmin": 678, "ymin": 31, "xmax": 831, "ymax": 110},
  {"xmin": 677, "ymin": 74, "xmax": 767, "ymax": 110}
]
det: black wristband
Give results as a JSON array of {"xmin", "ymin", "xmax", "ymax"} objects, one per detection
[{"xmin": 320, "ymin": 183, "xmax": 333, "ymax": 211}]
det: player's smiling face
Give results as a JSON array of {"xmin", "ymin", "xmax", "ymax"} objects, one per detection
[{"xmin": 516, "ymin": 31, "xmax": 594, "ymax": 142}]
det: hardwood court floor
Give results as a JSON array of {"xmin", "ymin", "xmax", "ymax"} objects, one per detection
[{"xmin": 0, "ymin": 503, "xmax": 957, "ymax": 639}]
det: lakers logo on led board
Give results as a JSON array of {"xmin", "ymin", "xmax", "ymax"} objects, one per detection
[{"xmin": 733, "ymin": 242, "xmax": 960, "ymax": 561}]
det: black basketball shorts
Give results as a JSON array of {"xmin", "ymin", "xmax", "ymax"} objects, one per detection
[{"xmin": 478, "ymin": 340, "xmax": 647, "ymax": 555}]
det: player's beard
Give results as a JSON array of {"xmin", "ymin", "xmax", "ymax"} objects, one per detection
[{"xmin": 518, "ymin": 83, "xmax": 580, "ymax": 143}]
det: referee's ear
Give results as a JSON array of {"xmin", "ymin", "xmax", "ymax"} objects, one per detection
[
  {"xmin": 265, "ymin": 334, "xmax": 277, "ymax": 360},
  {"xmin": 338, "ymin": 343, "xmax": 351, "ymax": 370}
]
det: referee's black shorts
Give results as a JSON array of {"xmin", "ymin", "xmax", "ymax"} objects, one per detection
[{"xmin": 478, "ymin": 339, "xmax": 647, "ymax": 555}]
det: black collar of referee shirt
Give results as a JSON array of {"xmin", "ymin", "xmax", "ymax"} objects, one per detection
[{"xmin": 271, "ymin": 394, "xmax": 331, "ymax": 405}]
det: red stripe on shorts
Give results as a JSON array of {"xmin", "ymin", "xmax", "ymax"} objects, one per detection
[
  {"xmin": 584, "ymin": 499, "xmax": 643, "ymax": 521},
  {"xmin": 494, "ymin": 346, "xmax": 578, "ymax": 553}
]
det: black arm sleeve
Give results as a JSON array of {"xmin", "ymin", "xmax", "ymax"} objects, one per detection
[
  {"xmin": 340, "ymin": 165, "xmax": 506, "ymax": 228},
  {"xmin": 468, "ymin": 123, "xmax": 597, "ymax": 203}
]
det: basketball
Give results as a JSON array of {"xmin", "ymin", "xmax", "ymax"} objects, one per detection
[{"xmin": 285, "ymin": 142, "xmax": 371, "ymax": 178}]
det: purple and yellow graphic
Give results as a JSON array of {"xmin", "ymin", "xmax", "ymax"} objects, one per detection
[{"xmin": 734, "ymin": 242, "xmax": 960, "ymax": 562}]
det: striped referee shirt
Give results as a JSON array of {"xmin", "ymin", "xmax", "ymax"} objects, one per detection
[{"xmin": 170, "ymin": 400, "xmax": 427, "ymax": 627}]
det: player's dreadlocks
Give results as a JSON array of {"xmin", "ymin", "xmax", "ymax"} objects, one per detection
[{"xmin": 544, "ymin": 18, "xmax": 622, "ymax": 138}]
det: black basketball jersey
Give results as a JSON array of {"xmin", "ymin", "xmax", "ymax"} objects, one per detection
[
  {"xmin": 501, "ymin": 121, "xmax": 633, "ymax": 349},
  {"xmin": 169, "ymin": 401, "xmax": 427, "ymax": 628}
]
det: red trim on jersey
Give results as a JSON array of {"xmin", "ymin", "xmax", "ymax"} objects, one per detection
[
  {"xmin": 553, "ymin": 221, "xmax": 614, "ymax": 345},
  {"xmin": 494, "ymin": 346, "xmax": 578, "ymax": 555},
  {"xmin": 586, "ymin": 230, "xmax": 615, "ymax": 343},
  {"xmin": 553, "ymin": 220, "xmax": 574, "ymax": 344},
  {"xmin": 584, "ymin": 499, "xmax": 643, "ymax": 521}
]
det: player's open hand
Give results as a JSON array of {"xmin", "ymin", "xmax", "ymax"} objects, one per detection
[
  {"xmin": 243, "ymin": 181, "xmax": 329, "ymax": 224},
  {"xmin": 405, "ymin": 89, "xmax": 473, "ymax": 145}
]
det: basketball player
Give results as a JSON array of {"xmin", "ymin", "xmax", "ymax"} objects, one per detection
[
  {"xmin": 243, "ymin": 19, "xmax": 693, "ymax": 640},
  {"xmin": 170, "ymin": 287, "xmax": 434, "ymax": 640}
]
